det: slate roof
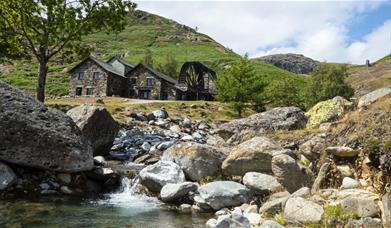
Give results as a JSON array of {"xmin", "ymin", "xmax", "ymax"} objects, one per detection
[
  {"xmin": 128, "ymin": 63, "xmax": 177, "ymax": 84},
  {"xmin": 107, "ymin": 56, "xmax": 135, "ymax": 69},
  {"xmin": 68, "ymin": 56, "xmax": 124, "ymax": 77}
]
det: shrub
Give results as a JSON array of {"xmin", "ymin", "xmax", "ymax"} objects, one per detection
[{"xmin": 363, "ymin": 139, "xmax": 381, "ymax": 165}]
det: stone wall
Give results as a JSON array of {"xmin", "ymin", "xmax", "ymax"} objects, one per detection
[
  {"xmin": 107, "ymin": 73, "xmax": 126, "ymax": 97},
  {"xmin": 69, "ymin": 59, "xmax": 108, "ymax": 97},
  {"xmin": 128, "ymin": 67, "xmax": 163, "ymax": 99}
]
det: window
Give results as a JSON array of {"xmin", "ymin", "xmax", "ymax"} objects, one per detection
[
  {"xmin": 93, "ymin": 72, "xmax": 100, "ymax": 80},
  {"xmin": 140, "ymin": 90, "xmax": 151, "ymax": 99},
  {"xmin": 78, "ymin": 72, "xmax": 84, "ymax": 80},
  {"xmin": 146, "ymin": 78, "xmax": 153, "ymax": 86},
  {"xmin": 86, "ymin": 88, "xmax": 93, "ymax": 96},
  {"xmin": 75, "ymin": 87, "xmax": 82, "ymax": 96}
]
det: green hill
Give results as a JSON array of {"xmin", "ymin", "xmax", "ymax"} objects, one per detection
[{"xmin": 0, "ymin": 10, "xmax": 300, "ymax": 98}]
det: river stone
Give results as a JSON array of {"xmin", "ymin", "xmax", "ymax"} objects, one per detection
[
  {"xmin": 139, "ymin": 161, "xmax": 186, "ymax": 192},
  {"xmin": 298, "ymin": 135, "xmax": 326, "ymax": 161},
  {"xmin": 338, "ymin": 189, "xmax": 381, "ymax": 218},
  {"xmin": 160, "ymin": 182, "xmax": 198, "ymax": 203},
  {"xmin": 214, "ymin": 207, "xmax": 251, "ymax": 228},
  {"xmin": 0, "ymin": 81, "xmax": 93, "ymax": 172},
  {"xmin": 383, "ymin": 191, "xmax": 391, "ymax": 228},
  {"xmin": 326, "ymin": 146, "xmax": 359, "ymax": 157},
  {"xmin": 284, "ymin": 197, "xmax": 324, "ymax": 224},
  {"xmin": 342, "ymin": 177, "xmax": 359, "ymax": 189},
  {"xmin": 67, "ymin": 105, "xmax": 119, "ymax": 156},
  {"xmin": 346, "ymin": 217, "xmax": 382, "ymax": 228},
  {"xmin": 305, "ymin": 96, "xmax": 353, "ymax": 129},
  {"xmin": 222, "ymin": 137, "xmax": 282, "ymax": 176},
  {"xmin": 217, "ymin": 107, "xmax": 307, "ymax": 145},
  {"xmin": 0, "ymin": 161, "xmax": 17, "ymax": 190},
  {"xmin": 260, "ymin": 220, "xmax": 285, "ymax": 228},
  {"xmin": 243, "ymin": 172, "xmax": 284, "ymax": 195},
  {"xmin": 195, "ymin": 181, "xmax": 250, "ymax": 211},
  {"xmin": 358, "ymin": 87, "xmax": 391, "ymax": 108},
  {"xmin": 271, "ymin": 154, "xmax": 313, "ymax": 193},
  {"xmin": 162, "ymin": 142, "xmax": 227, "ymax": 181},
  {"xmin": 259, "ymin": 197, "xmax": 288, "ymax": 217}
]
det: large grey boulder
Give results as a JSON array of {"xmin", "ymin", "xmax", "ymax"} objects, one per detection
[
  {"xmin": 160, "ymin": 182, "xmax": 198, "ymax": 203},
  {"xmin": 67, "ymin": 105, "xmax": 119, "ymax": 156},
  {"xmin": 0, "ymin": 162, "xmax": 17, "ymax": 190},
  {"xmin": 0, "ymin": 81, "xmax": 93, "ymax": 172},
  {"xmin": 383, "ymin": 191, "xmax": 391, "ymax": 228},
  {"xmin": 217, "ymin": 107, "xmax": 307, "ymax": 145},
  {"xmin": 283, "ymin": 197, "xmax": 324, "ymax": 224},
  {"xmin": 222, "ymin": 137, "xmax": 282, "ymax": 176},
  {"xmin": 326, "ymin": 146, "xmax": 359, "ymax": 158},
  {"xmin": 337, "ymin": 189, "xmax": 381, "ymax": 218},
  {"xmin": 298, "ymin": 135, "xmax": 326, "ymax": 161},
  {"xmin": 162, "ymin": 142, "xmax": 227, "ymax": 181},
  {"xmin": 209, "ymin": 207, "xmax": 251, "ymax": 228},
  {"xmin": 243, "ymin": 172, "xmax": 284, "ymax": 195},
  {"xmin": 358, "ymin": 87, "xmax": 391, "ymax": 108},
  {"xmin": 139, "ymin": 161, "xmax": 186, "ymax": 192},
  {"xmin": 195, "ymin": 181, "xmax": 251, "ymax": 211},
  {"xmin": 271, "ymin": 154, "xmax": 313, "ymax": 193},
  {"xmin": 259, "ymin": 197, "xmax": 288, "ymax": 217}
]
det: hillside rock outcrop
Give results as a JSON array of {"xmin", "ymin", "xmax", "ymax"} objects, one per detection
[
  {"xmin": 358, "ymin": 87, "xmax": 391, "ymax": 108},
  {"xmin": 67, "ymin": 105, "xmax": 119, "ymax": 156},
  {"xmin": 0, "ymin": 81, "xmax": 93, "ymax": 172},
  {"xmin": 256, "ymin": 53, "xmax": 318, "ymax": 74},
  {"xmin": 217, "ymin": 107, "xmax": 307, "ymax": 145}
]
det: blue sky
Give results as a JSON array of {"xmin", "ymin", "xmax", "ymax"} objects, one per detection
[{"xmin": 136, "ymin": 1, "xmax": 391, "ymax": 64}]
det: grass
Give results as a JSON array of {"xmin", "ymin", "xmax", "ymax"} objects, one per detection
[{"xmin": 45, "ymin": 97, "xmax": 255, "ymax": 124}]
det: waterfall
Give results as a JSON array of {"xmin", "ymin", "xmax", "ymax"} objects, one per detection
[{"xmin": 95, "ymin": 176, "xmax": 161, "ymax": 210}]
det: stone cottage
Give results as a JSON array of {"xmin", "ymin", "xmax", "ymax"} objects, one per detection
[
  {"xmin": 68, "ymin": 56, "xmax": 177, "ymax": 100},
  {"xmin": 125, "ymin": 63, "xmax": 177, "ymax": 100},
  {"xmin": 68, "ymin": 56, "xmax": 127, "ymax": 97}
]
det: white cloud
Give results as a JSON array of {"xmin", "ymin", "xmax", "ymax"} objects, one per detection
[{"xmin": 135, "ymin": 1, "xmax": 390, "ymax": 64}]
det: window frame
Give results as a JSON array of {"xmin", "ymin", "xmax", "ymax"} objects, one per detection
[
  {"xmin": 75, "ymin": 87, "xmax": 83, "ymax": 96},
  {"xmin": 86, "ymin": 88, "xmax": 94, "ymax": 96},
  {"xmin": 146, "ymin": 77, "xmax": 154, "ymax": 86},
  {"xmin": 78, "ymin": 72, "xmax": 85, "ymax": 80},
  {"xmin": 93, "ymin": 72, "xmax": 100, "ymax": 80}
]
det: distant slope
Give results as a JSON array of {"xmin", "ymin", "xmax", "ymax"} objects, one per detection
[
  {"xmin": 347, "ymin": 54, "xmax": 391, "ymax": 96},
  {"xmin": 254, "ymin": 53, "xmax": 318, "ymax": 74},
  {"xmin": 0, "ymin": 10, "xmax": 299, "ymax": 97}
]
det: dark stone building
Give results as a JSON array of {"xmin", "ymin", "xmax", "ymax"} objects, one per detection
[{"xmin": 69, "ymin": 56, "xmax": 177, "ymax": 100}]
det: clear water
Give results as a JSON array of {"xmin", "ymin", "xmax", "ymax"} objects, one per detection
[{"xmin": 0, "ymin": 178, "xmax": 209, "ymax": 228}]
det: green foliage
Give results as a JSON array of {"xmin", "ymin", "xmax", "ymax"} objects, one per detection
[
  {"xmin": 384, "ymin": 140, "xmax": 391, "ymax": 152},
  {"xmin": 266, "ymin": 75, "xmax": 306, "ymax": 109},
  {"xmin": 306, "ymin": 64, "xmax": 354, "ymax": 108},
  {"xmin": 323, "ymin": 205, "xmax": 358, "ymax": 220},
  {"xmin": 363, "ymin": 139, "xmax": 381, "ymax": 156},
  {"xmin": 217, "ymin": 55, "xmax": 266, "ymax": 117},
  {"xmin": 141, "ymin": 49, "xmax": 154, "ymax": 68},
  {"xmin": 198, "ymin": 176, "xmax": 216, "ymax": 185},
  {"xmin": 273, "ymin": 213, "xmax": 287, "ymax": 226},
  {"xmin": 157, "ymin": 54, "xmax": 179, "ymax": 78}
]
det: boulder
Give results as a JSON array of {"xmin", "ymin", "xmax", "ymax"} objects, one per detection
[
  {"xmin": 341, "ymin": 177, "xmax": 359, "ymax": 189},
  {"xmin": 0, "ymin": 81, "xmax": 93, "ymax": 172},
  {"xmin": 358, "ymin": 87, "xmax": 391, "ymax": 108},
  {"xmin": 67, "ymin": 105, "xmax": 119, "ymax": 156},
  {"xmin": 160, "ymin": 182, "xmax": 198, "ymax": 203},
  {"xmin": 217, "ymin": 107, "xmax": 307, "ymax": 145},
  {"xmin": 0, "ymin": 162, "xmax": 17, "ymax": 190},
  {"xmin": 346, "ymin": 217, "xmax": 382, "ymax": 228},
  {"xmin": 243, "ymin": 172, "xmax": 284, "ymax": 195},
  {"xmin": 305, "ymin": 96, "xmax": 353, "ymax": 129},
  {"xmin": 162, "ymin": 142, "xmax": 227, "ymax": 181},
  {"xmin": 383, "ymin": 191, "xmax": 391, "ymax": 228},
  {"xmin": 222, "ymin": 137, "xmax": 282, "ymax": 176},
  {"xmin": 212, "ymin": 208, "xmax": 251, "ymax": 228},
  {"xmin": 271, "ymin": 154, "xmax": 313, "ymax": 193},
  {"xmin": 152, "ymin": 109, "xmax": 169, "ymax": 119},
  {"xmin": 298, "ymin": 135, "xmax": 326, "ymax": 161},
  {"xmin": 291, "ymin": 187, "xmax": 311, "ymax": 198},
  {"xmin": 283, "ymin": 197, "xmax": 324, "ymax": 224},
  {"xmin": 195, "ymin": 181, "xmax": 250, "ymax": 211},
  {"xmin": 326, "ymin": 146, "xmax": 359, "ymax": 157},
  {"xmin": 139, "ymin": 161, "xmax": 186, "ymax": 192},
  {"xmin": 337, "ymin": 189, "xmax": 381, "ymax": 218}
]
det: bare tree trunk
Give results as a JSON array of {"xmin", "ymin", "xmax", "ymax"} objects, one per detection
[{"xmin": 36, "ymin": 60, "xmax": 48, "ymax": 102}]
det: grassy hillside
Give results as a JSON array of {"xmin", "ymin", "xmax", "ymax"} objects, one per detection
[
  {"xmin": 347, "ymin": 54, "xmax": 391, "ymax": 96},
  {"xmin": 0, "ymin": 10, "xmax": 299, "ymax": 98}
]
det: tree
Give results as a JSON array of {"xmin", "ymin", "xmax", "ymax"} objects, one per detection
[
  {"xmin": 266, "ymin": 76, "xmax": 306, "ymax": 109},
  {"xmin": 0, "ymin": 0, "xmax": 136, "ymax": 102},
  {"xmin": 157, "ymin": 54, "xmax": 178, "ymax": 78},
  {"xmin": 217, "ymin": 55, "xmax": 265, "ymax": 117},
  {"xmin": 306, "ymin": 63, "xmax": 354, "ymax": 108},
  {"xmin": 142, "ymin": 49, "xmax": 154, "ymax": 68}
]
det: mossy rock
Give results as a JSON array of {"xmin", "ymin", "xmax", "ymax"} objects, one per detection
[{"xmin": 305, "ymin": 96, "xmax": 353, "ymax": 129}]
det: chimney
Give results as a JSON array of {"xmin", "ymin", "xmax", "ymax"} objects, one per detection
[{"xmin": 366, "ymin": 59, "xmax": 371, "ymax": 67}]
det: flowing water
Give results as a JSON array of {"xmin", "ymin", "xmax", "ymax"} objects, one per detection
[{"xmin": 0, "ymin": 178, "xmax": 209, "ymax": 227}]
